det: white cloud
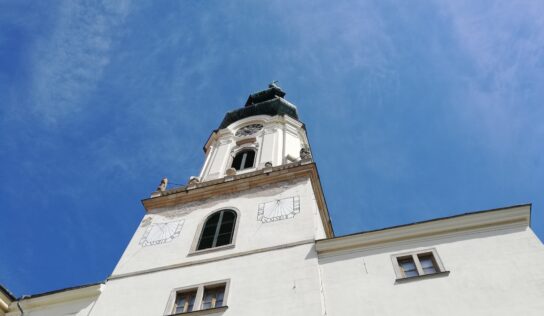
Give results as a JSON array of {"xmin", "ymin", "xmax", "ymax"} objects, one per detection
[{"xmin": 30, "ymin": 0, "xmax": 131, "ymax": 123}]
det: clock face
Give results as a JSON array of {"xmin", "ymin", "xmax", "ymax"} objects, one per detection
[
  {"xmin": 139, "ymin": 220, "xmax": 184, "ymax": 247},
  {"xmin": 257, "ymin": 196, "xmax": 300, "ymax": 223},
  {"xmin": 235, "ymin": 124, "xmax": 263, "ymax": 137}
]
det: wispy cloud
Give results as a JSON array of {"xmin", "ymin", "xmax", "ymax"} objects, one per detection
[
  {"xmin": 443, "ymin": 0, "xmax": 544, "ymax": 151},
  {"xmin": 30, "ymin": 0, "xmax": 131, "ymax": 123}
]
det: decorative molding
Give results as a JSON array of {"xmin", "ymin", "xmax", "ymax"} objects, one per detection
[
  {"xmin": 263, "ymin": 127, "xmax": 277, "ymax": 134},
  {"xmin": 217, "ymin": 139, "xmax": 232, "ymax": 145},
  {"xmin": 235, "ymin": 137, "xmax": 257, "ymax": 146},
  {"xmin": 316, "ymin": 204, "xmax": 531, "ymax": 256},
  {"xmin": 109, "ymin": 239, "xmax": 316, "ymax": 281},
  {"xmin": 142, "ymin": 162, "xmax": 334, "ymax": 238}
]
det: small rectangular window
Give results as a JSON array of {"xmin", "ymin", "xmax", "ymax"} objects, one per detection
[
  {"xmin": 392, "ymin": 248, "xmax": 446, "ymax": 280},
  {"xmin": 166, "ymin": 281, "xmax": 229, "ymax": 316}
]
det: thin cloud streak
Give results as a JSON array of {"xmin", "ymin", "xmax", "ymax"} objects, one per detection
[
  {"xmin": 30, "ymin": 1, "xmax": 131, "ymax": 123},
  {"xmin": 443, "ymin": 0, "xmax": 544, "ymax": 151}
]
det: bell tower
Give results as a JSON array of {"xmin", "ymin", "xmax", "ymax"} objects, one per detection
[
  {"xmin": 199, "ymin": 83, "xmax": 312, "ymax": 182},
  {"xmin": 90, "ymin": 85, "xmax": 333, "ymax": 316}
]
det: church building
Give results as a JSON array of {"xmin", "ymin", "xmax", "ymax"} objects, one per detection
[{"xmin": 2, "ymin": 85, "xmax": 544, "ymax": 315}]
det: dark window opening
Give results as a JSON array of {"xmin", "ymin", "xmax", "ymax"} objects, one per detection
[
  {"xmin": 197, "ymin": 210, "xmax": 237, "ymax": 250},
  {"xmin": 231, "ymin": 150, "xmax": 255, "ymax": 171}
]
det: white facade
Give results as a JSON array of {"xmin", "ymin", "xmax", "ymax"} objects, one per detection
[
  {"xmin": 4, "ymin": 87, "xmax": 544, "ymax": 315},
  {"xmin": 317, "ymin": 205, "xmax": 544, "ymax": 315}
]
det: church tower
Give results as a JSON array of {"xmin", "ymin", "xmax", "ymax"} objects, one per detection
[{"xmin": 89, "ymin": 84, "xmax": 334, "ymax": 315}]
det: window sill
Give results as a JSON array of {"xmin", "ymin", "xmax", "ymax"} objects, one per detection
[
  {"xmin": 168, "ymin": 306, "xmax": 228, "ymax": 316},
  {"xmin": 395, "ymin": 271, "xmax": 450, "ymax": 283},
  {"xmin": 187, "ymin": 244, "xmax": 235, "ymax": 257}
]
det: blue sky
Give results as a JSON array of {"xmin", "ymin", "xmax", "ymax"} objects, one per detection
[{"xmin": 1, "ymin": 0, "xmax": 543, "ymax": 296}]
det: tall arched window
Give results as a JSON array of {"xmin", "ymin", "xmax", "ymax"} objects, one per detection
[
  {"xmin": 231, "ymin": 149, "xmax": 255, "ymax": 171},
  {"xmin": 197, "ymin": 210, "xmax": 237, "ymax": 250}
]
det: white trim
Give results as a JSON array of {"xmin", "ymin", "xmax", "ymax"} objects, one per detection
[
  {"xmin": 316, "ymin": 205, "xmax": 531, "ymax": 256},
  {"xmin": 109, "ymin": 239, "xmax": 315, "ymax": 281}
]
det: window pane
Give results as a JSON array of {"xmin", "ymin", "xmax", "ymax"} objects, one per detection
[
  {"xmin": 218, "ymin": 221, "xmax": 234, "ymax": 235},
  {"xmin": 215, "ymin": 233, "xmax": 232, "ymax": 246},
  {"xmin": 198, "ymin": 213, "xmax": 221, "ymax": 250},
  {"xmin": 399, "ymin": 258, "xmax": 419, "ymax": 277},
  {"xmin": 243, "ymin": 150, "xmax": 255, "ymax": 169},
  {"xmin": 232, "ymin": 152, "xmax": 244, "ymax": 170},
  {"xmin": 216, "ymin": 211, "xmax": 236, "ymax": 246},
  {"xmin": 198, "ymin": 236, "xmax": 214, "ymax": 250},
  {"xmin": 221, "ymin": 211, "xmax": 236, "ymax": 222},
  {"xmin": 174, "ymin": 291, "xmax": 196, "ymax": 314},
  {"xmin": 216, "ymin": 291, "xmax": 224, "ymax": 307},
  {"xmin": 202, "ymin": 285, "xmax": 226, "ymax": 310},
  {"xmin": 419, "ymin": 255, "xmax": 437, "ymax": 274}
]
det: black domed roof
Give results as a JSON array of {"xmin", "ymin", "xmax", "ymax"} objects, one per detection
[{"xmin": 219, "ymin": 84, "xmax": 299, "ymax": 129}]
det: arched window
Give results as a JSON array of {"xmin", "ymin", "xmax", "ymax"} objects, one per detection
[
  {"xmin": 197, "ymin": 210, "xmax": 237, "ymax": 250},
  {"xmin": 231, "ymin": 149, "xmax": 255, "ymax": 171}
]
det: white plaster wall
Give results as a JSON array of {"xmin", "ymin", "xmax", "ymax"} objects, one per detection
[
  {"xmin": 6, "ymin": 297, "xmax": 97, "ymax": 316},
  {"xmin": 91, "ymin": 243, "xmax": 323, "ymax": 316},
  {"xmin": 319, "ymin": 226, "xmax": 544, "ymax": 316},
  {"xmin": 113, "ymin": 178, "xmax": 327, "ymax": 276},
  {"xmin": 200, "ymin": 115, "xmax": 308, "ymax": 181}
]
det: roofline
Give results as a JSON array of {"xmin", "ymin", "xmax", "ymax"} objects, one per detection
[
  {"xmin": 0, "ymin": 284, "xmax": 15, "ymax": 301},
  {"xmin": 18, "ymin": 281, "xmax": 104, "ymax": 300},
  {"xmin": 316, "ymin": 203, "xmax": 531, "ymax": 255},
  {"xmin": 332, "ymin": 203, "xmax": 532, "ymax": 240}
]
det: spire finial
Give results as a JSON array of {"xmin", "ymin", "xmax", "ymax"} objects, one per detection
[{"xmin": 268, "ymin": 80, "xmax": 280, "ymax": 89}]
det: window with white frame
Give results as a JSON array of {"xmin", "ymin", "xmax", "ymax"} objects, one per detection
[
  {"xmin": 197, "ymin": 209, "xmax": 237, "ymax": 251},
  {"xmin": 167, "ymin": 281, "xmax": 229, "ymax": 315},
  {"xmin": 392, "ymin": 248, "xmax": 446, "ymax": 279}
]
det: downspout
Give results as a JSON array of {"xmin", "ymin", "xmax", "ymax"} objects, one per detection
[{"xmin": 16, "ymin": 300, "xmax": 24, "ymax": 315}]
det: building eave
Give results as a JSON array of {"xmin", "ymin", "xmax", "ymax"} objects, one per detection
[
  {"xmin": 0, "ymin": 284, "xmax": 14, "ymax": 314},
  {"xmin": 15, "ymin": 282, "xmax": 103, "ymax": 310},
  {"xmin": 142, "ymin": 160, "xmax": 334, "ymax": 238},
  {"xmin": 316, "ymin": 204, "xmax": 531, "ymax": 255}
]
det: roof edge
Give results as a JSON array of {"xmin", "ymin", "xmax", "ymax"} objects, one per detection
[
  {"xmin": 0, "ymin": 284, "xmax": 15, "ymax": 301},
  {"xmin": 17, "ymin": 282, "xmax": 103, "ymax": 309},
  {"xmin": 316, "ymin": 203, "xmax": 531, "ymax": 255}
]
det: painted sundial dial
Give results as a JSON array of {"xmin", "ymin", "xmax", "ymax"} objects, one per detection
[
  {"xmin": 139, "ymin": 220, "xmax": 184, "ymax": 247},
  {"xmin": 257, "ymin": 196, "xmax": 300, "ymax": 223},
  {"xmin": 235, "ymin": 124, "xmax": 263, "ymax": 137}
]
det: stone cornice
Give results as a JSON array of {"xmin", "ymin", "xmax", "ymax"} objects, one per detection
[
  {"xmin": 142, "ymin": 161, "xmax": 334, "ymax": 238},
  {"xmin": 316, "ymin": 204, "xmax": 531, "ymax": 256}
]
